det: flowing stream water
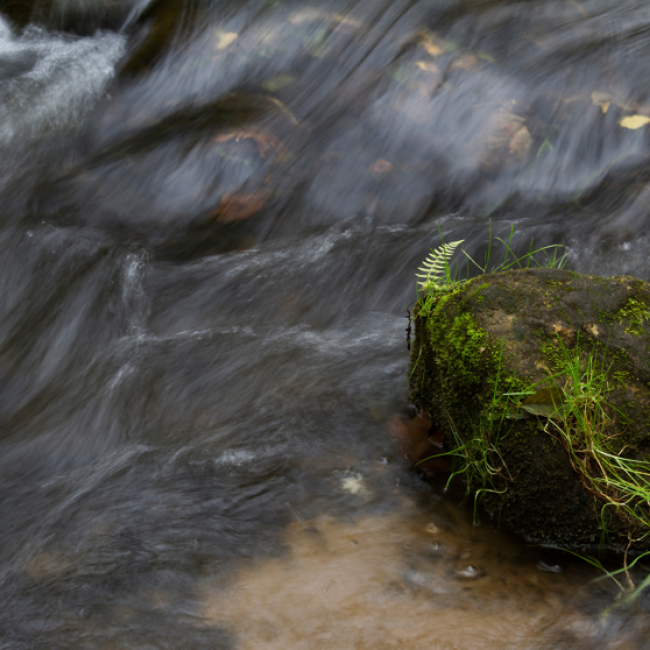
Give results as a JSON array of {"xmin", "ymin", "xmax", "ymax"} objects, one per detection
[{"xmin": 2, "ymin": 0, "xmax": 650, "ymax": 647}]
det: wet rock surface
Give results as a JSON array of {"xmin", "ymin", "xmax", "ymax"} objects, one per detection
[{"xmin": 409, "ymin": 267, "xmax": 650, "ymax": 551}]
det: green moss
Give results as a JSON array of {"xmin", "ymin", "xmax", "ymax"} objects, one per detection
[
  {"xmin": 615, "ymin": 298, "xmax": 650, "ymax": 337},
  {"xmin": 599, "ymin": 297, "xmax": 650, "ymax": 336},
  {"xmin": 541, "ymin": 339, "xmax": 567, "ymax": 371},
  {"xmin": 409, "ymin": 268, "xmax": 650, "ymax": 551},
  {"xmin": 545, "ymin": 279, "xmax": 575, "ymax": 292},
  {"xmin": 612, "ymin": 370, "xmax": 632, "ymax": 388},
  {"xmin": 425, "ymin": 301, "xmax": 496, "ymax": 410}
]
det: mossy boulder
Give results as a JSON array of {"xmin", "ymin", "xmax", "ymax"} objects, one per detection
[{"xmin": 409, "ymin": 267, "xmax": 650, "ymax": 552}]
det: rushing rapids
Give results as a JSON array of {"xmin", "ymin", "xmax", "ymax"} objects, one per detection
[{"xmin": 1, "ymin": 0, "xmax": 650, "ymax": 647}]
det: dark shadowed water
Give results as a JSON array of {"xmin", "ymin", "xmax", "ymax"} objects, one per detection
[{"xmin": 1, "ymin": 0, "xmax": 650, "ymax": 647}]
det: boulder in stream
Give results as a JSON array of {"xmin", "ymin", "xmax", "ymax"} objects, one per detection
[{"xmin": 409, "ymin": 267, "xmax": 650, "ymax": 552}]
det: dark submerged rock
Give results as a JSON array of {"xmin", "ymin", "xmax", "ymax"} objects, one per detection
[
  {"xmin": 409, "ymin": 267, "xmax": 650, "ymax": 552},
  {"xmin": 0, "ymin": 0, "xmax": 41, "ymax": 28}
]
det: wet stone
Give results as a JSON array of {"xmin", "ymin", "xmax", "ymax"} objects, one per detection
[
  {"xmin": 455, "ymin": 565, "xmax": 485, "ymax": 580},
  {"xmin": 409, "ymin": 267, "xmax": 650, "ymax": 552},
  {"xmin": 537, "ymin": 561, "xmax": 563, "ymax": 574}
]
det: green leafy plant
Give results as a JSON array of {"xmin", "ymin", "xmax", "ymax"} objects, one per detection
[
  {"xmin": 416, "ymin": 239, "xmax": 464, "ymax": 292},
  {"xmin": 417, "ymin": 339, "xmax": 516, "ymax": 524},
  {"xmin": 412, "ymin": 225, "xmax": 650, "ymax": 606},
  {"xmin": 538, "ymin": 339, "xmax": 650, "ymax": 545},
  {"xmin": 413, "ymin": 222, "xmax": 570, "ymax": 517},
  {"xmin": 420, "ymin": 333, "xmax": 650, "ymax": 601},
  {"xmin": 556, "ymin": 546, "xmax": 650, "ymax": 608},
  {"xmin": 416, "ymin": 221, "xmax": 569, "ymax": 297},
  {"xmin": 434, "ymin": 408, "xmax": 510, "ymax": 525}
]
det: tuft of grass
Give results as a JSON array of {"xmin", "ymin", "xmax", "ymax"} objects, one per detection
[
  {"xmin": 413, "ymin": 226, "xmax": 650, "ymax": 605},
  {"xmin": 413, "ymin": 222, "xmax": 569, "ymax": 521},
  {"xmin": 417, "ymin": 339, "xmax": 516, "ymax": 524},
  {"xmin": 416, "ymin": 220, "xmax": 569, "ymax": 301},
  {"xmin": 540, "ymin": 339, "xmax": 650, "ymax": 545},
  {"xmin": 556, "ymin": 545, "xmax": 650, "ymax": 608},
  {"xmin": 419, "ymin": 332, "xmax": 650, "ymax": 603}
]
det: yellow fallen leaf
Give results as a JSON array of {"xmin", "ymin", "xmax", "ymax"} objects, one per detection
[
  {"xmin": 591, "ymin": 92, "xmax": 612, "ymax": 114},
  {"xmin": 215, "ymin": 32, "xmax": 238, "ymax": 50},
  {"xmin": 448, "ymin": 54, "xmax": 478, "ymax": 72},
  {"xmin": 420, "ymin": 39, "xmax": 443, "ymax": 57},
  {"xmin": 619, "ymin": 115, "xmax": 650, "ymax": 130},
  {"xmin": 288, "ymin": 8, "xmax": 324, "ymax": 25},
  {"xmin": 333, "ymin": 13, "xmax": 363, "ymax": 28},
  {"xmin": 415, "ymin": 60, "xmax": 440, "ymax": 73}
]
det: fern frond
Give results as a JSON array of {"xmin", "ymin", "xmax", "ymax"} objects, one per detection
[{"xmin": 416, "ymin": 240, "xmax": 464, "ymax": 291}]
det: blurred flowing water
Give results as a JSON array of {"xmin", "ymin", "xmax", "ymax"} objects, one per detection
[{"xmin": 1, "ymin": 0, "xmax": 650, "ymax": 648}]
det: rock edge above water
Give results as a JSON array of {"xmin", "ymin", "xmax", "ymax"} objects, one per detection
[{"xmin": 409, "ymin": 267, "xmax": 650, "ymax": 552}]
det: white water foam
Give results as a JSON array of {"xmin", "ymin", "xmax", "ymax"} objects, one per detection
[{"xmin": 0, "ymin": 23, "xmax": 125, "ymax": 144}]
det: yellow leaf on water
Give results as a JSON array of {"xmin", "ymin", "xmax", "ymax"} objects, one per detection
[
  {"xmin": 333, "ymin": 13, "xmax": 363, "ymax": 28},
  {"xmin": 415, "ymin": 60, "xmax": 440, "ymax": 74},
  {"xmin": 288, "ymin": 8, "xmax": 324, "ymax": 25},
  {"xmin": 619, "ymin": 115, "xmax": 650, "ymax": 130},
  {"xmin": 215, "ymin": 32, "xmax": 238, "ymax": 50},
  {"xmin": 420, "ymin": 39, "xmax": 443, "ymax": 57},
  {"xmin": 448, "ymin": 54, "xmax": 478, "ymax": 72},
  {"xmin": 591, "ymin": 92, "xmax": 612, "ymax": 114}
]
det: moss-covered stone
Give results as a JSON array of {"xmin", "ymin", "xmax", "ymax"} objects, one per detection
[{"xmin": 409, "ymin": 267, "xmax": 650, "ymax": 552}]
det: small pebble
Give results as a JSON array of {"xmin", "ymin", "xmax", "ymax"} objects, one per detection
[
  {"xmin": 425, "ymin": 523, "xmax": 440, "ymax": 535},
  {"xmin": 455, "ymin": 565, "xmax": 484, "ymax": 580},
  {"xmin": 341, "ymin": 476, "xmax": 365, "ymax": 495},
  {"xmin": 536, "ymin": 561, "xmax": 563, "ymax": 573}
]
